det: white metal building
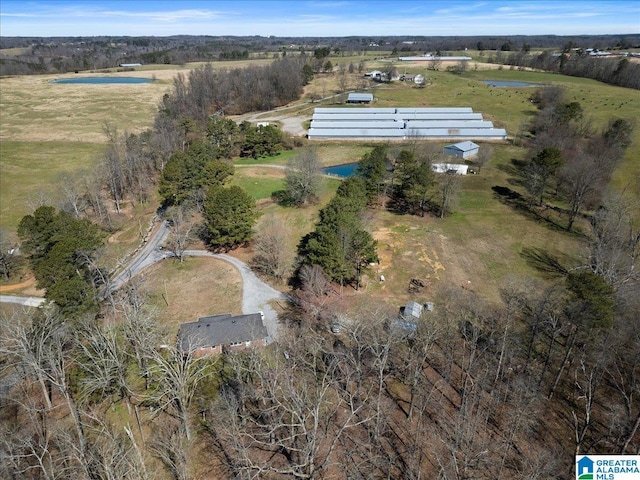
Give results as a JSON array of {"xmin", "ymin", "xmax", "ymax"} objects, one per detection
[
  {"xmin": 443, "ymin": 141, "xmax": 480, "ymax": 158},
  {"xmin": 308, "ymin": 107, "xmax": 507, "ymax": 141},
  {"xmin": 347, "ymin": 93, "xmax": 374, "ymax": 103}
]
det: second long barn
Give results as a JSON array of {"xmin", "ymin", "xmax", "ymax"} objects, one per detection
[{"xmin": 307, "ymin": 107, "xmax": 507, "ymax": 141}]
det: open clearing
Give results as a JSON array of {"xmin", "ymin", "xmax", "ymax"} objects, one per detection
[
  {"xmin": 1, "ymin": 59, "xmax": 639, "ymax": 309},
  {"xmin": 138, "ymin": 256, "xmax": 243, "ymax": 335}
]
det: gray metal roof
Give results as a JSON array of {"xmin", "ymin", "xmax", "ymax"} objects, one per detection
[
  {"xmin": 308, "ymin": 107, "xmax": 507, "ymax": 140},
  {"xmin": 347, "ymin": 93, "xmax": 374, "ymax": 101},
  {"xmin": 178, "ymin": 313, "xmax": 268, "ymax": 352},
  {"xmin": 444, "ymin": 141, "xmax": 480, "ymax": 151},
  {"xmin": 403, "ymin": 301, "xmax": 423, "ymax": 319},
  {"xmin": 308, "ymin": 128, "xmax": 406, "ymax": 138},
  {"xmin": 404, "ymin": 121, "xmax": 494, "ymax": 129},
  {"xmin": 313, "ymin": 113, "xmax": 484, "ymax": 121},
  {"xmin": 314, "ymin": 107, "xmax": 395, "ymax": 114},
  {"xmin": 396, "ymin": 107, "xmax": 473, "ymax": 113},
  {"xmin": 311, "ymin": 121, "xmax": 404, "ymax": 129},
  {"xmin": 315, "ymin": 107, "xmax": 475, "ymax": 114},
  {"xmin": 308, "ymin": 128, "xmax": 506, "ymax": 139},
  {"xmin": 400, "ymin": 113, "xmax": 484, "ymax": 120}
]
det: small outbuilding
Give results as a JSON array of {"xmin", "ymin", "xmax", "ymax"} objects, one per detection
[
  {"xmin": 402, "ymin": 301, "xmax": 424, "ymax": 320},
  {"xmin": 443, "ymin": 141, "xmax": 479, "ymax": 159},
  {"xmin": 347, "ymin": 92, "xmax": 374, "ymax": 104},
  {"xmin": 432, "ymin": 163, "xmax": 469, "ymax": 175},
  {"xmin": 178, "ymin": 313, "xmax": 268, "ymax": 356}
]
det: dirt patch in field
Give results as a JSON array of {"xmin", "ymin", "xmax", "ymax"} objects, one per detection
[
  {"xmin": 0, "ymin": 276, "xmax": 36, "ymax": 293},
  {"xmin": 238, "ymin": 166, "xmax": 285, "ymax": 178}
]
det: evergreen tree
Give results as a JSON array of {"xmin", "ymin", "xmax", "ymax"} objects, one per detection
[
  {"xmin": 355, "ymin": 145, "xmax": 388, "ymax": 202},
  {"xmin": 394, "ymin": 149, "xmax": 435, "ymax": 215},
  {"xmin": 299, "ymin": 195, "xmax": 377, "ymax": 288},
  {"xmin": 203, "ymin": 186, "xmax": 257, "ymax": 250},
  {"xmin": 18, "ymin": 206, "xmax": 106, "ymax": 316}
]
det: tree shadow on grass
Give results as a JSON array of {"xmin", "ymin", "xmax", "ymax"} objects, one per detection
[
  {"xmin": 491, "ymin": 185, "xmax": 527, "ymax": 211},
  {"xmin": 491, "ymin": 185, "xmax": 570, "ymax": 234},
  {"xmin": 520, "ymin": 246, "xmax": 574, "ymax": 278},
  {"xmin": 496, "ymin": 158, "xmax": 526, "ymax": 178}
]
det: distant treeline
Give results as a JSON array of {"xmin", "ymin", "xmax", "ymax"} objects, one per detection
[
  {"xmin": 494, "ymin": 50, "xmax": 640, "ymax": 90},
  {"xmin": 1, "ymin": 34, "xmax": 639, "ymax": 76}
]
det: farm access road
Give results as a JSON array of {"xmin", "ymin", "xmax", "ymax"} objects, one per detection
[{"xmin": 1, "ymin": 221, "xmax": 286, "ymax": 339}]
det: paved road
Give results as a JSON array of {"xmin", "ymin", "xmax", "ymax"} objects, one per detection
[
  {"xmin": 0, "ymin": 295, "xmax": 46, "ymax": 307},
  {"xmin": 107, "ymin": 220, "xmax": 170, "ymax": 295}
]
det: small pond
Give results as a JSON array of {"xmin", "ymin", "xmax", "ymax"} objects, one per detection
[
  {"xmin": 323, "ymin": 163, "xmax": 358, "ymax": 178},
  {"xmin": 483, "ymin": 80, "xmax": 539, "ymax": 87},
  {"xmin": 51, "ymin": 77, "xmax": 154, "ymax": 84}
]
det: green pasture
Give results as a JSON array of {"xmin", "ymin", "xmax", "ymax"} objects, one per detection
[
  {"xmin": 231, "ymin": 174, "xmax": 286, "ymax": 201},
  {"xmin": 234, "ymin": 150, "xmax": 298, "ymax": 166},
  {"xmin": 0, "ymin": 140, "xmax": 102, "ymax": 232}
]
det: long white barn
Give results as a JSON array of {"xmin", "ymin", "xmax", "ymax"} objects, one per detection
[{"xmin": 308, "ymin": 107, "xmax": 507, "ymax": 141}]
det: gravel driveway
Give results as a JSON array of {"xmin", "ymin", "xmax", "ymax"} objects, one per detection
[{"xmin": 184, "ymin": 251, "xmax": 286, "ymax": 340}]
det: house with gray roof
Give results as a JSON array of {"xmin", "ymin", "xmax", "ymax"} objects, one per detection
[{"xmin": 178, "ymin": 313, "xmax": 269, "ymax": 356}]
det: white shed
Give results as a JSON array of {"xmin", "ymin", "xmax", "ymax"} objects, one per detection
[
  {"xmin": 432, "ymin": 163, "xmax": 469, "ymax": 175},
  {"xmin": 443, "ymin": 141, "xmax": 479, "ymax": 159}
]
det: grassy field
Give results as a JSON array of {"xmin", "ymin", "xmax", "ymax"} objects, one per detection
[
  {"xmin": 139, "ymin": 256, "xmax": 243, "ymax": 335},
  {"xmin": 1, "ymin": 58, "xmax": 638, "ymax": 308},
  {"xmin": 0, "ymin": 69, "xmax": 176, "ymax": 232}
]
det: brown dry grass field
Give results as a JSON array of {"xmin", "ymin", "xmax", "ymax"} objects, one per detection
[
  {"xmin": 139, "ymin": 256, "xmax": 243, "ymax": 336},
  {"xmin": 1, "ymin": 56, "xmax": 638, "ymax": 320}
]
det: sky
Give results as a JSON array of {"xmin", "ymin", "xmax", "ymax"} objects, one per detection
[{"xmin": 0, "ymin": 0, "xmax": 638, "ymax": 38}]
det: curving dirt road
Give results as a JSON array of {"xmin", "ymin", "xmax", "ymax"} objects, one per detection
[{"xmin": 1, "ymin": 222, "xmax": 286, "ymax": 339}]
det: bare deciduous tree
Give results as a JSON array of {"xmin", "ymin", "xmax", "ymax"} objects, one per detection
[
  {"xmin": 146, "ymin": 339, "xmax": 213, "ymax": 442},
  {"xmin": 285, "ymin": 147, "xmax": 323, "ymax": 206},
  {"xmin": 252, "ymin": 213, "xmax": 294, "ymax": 281},
  {"xmin": 208, "ymin": 331, "xmax": 373, "ymax": 479},
  {"xmin": 475, "ymin": 144, "xmax": 493, "ymax": 174},
  {"xmin": 165, "ymin": 205, "xmax": 194, "ymax": 263},
  {"xmin": 438, "ymin": 172, "xmax": 461, "ymax": 218}
]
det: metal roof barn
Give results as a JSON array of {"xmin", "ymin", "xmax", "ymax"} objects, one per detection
[
  {"xmin": 308, "ymin": 128, "xmax": 406, "ymax": 138},
  {"xmin": 307, "ymin": 107, "xmax": 507, "ymax": 141},
  {"xmin": 404, "ymin": 121, "xmax": 494, "ymax": 129},
  {"xmin": 396, "ymin": 107, "xmax": 473, "ymax": 114},
  {"xmin": 401, "ymin": 113, "xmax": 484, "ymax": 120},
  {"xmin": 347, "ymin": 93, "xmax": 374, "ymax": 103},
  {"xmin": 312, "ymin": 113, "xmax": 484, "ymax": 122},
  {"xmin": 444, "ymin": 141, "xmax": 480, "ymax": 158},
  {"xmin": 314, "ymin": 107, "xmax": 395, "ymax": 114},
  {"xmin": 312, "ymin": 113, "xmax": 403, "ymax": 121},
  {"xmin": 311, "ymin": 121, "xmax": 404, "ymax": 129}
]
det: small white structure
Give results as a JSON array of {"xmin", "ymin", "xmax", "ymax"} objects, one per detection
[
  {"xmin": 347, "ymin": 92, "xmax": 373, "ymax": 104},
  {"xmin": 443, "ymin": 141, "xmax": 479, "ymax": 159},
  {"xmin": 432, "ymin": 163, "xmax": 469, "ymax": 175},
  {"xmin": 398, "ymin": 55, "xmax": 472, "ymax": 61},
  {"xmin": 364, "ymin": 70, "xmax": 383, "ymax": 79}
]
